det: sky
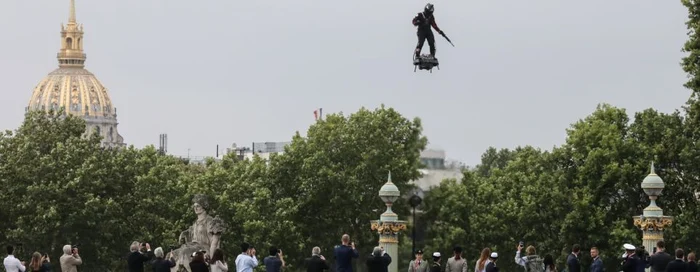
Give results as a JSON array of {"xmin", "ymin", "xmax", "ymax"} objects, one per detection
[{"xmin": 0, "ymin": 0, "xmax": 693, "ymax": 166}]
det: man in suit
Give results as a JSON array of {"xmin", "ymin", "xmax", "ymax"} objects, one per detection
[
  {"xmin": 59, "ymin": 245, "xmax": 82, "ymax": 272},
  {"xmin": 567, "ymin": 244, "xmax": 581, "ymax": 272},
  {"xmin": 648, "ymin": 241, "xmax": 673, "ymax": 272},
  {"xmin": 366, "ymin": 247, "xmax": 392, "ymax": 272},
  {"xmin": 127, "ymin": 241, "xmax": 154, "ymax": 272},
  {"xmin": 665, "ymin": 249, "xmax": 688, "ymax": 272},
  {"xmin": 446, "ymin": 247, "xmax": 467, "ymax": 272},
  {"xmin": 334, "ymin": 234, "xmax": 359, "ymax": 272},
  {"xmin": 409, "ymin": 250, "xmax": 429, "ymax": 272},
  {"xmin": 305, "ymin": 247, "xmax": 329, "ymax": 272},
  {"xmin": 589, "ymin": 247, "xmax": 603, "ymax": 272}
]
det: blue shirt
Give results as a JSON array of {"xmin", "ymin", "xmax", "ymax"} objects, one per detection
[{"xmin": 334, "ymin": 245, "xmax": 359, "ymax": 272}]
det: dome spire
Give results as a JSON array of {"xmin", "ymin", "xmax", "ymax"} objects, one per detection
[
  {"xmin": 58, "ymin": 0, "xmax": 86, "ymax": 68},
  {"xmin": 69, "ymin": 0, "xmax": 76, "ymax": 23}
]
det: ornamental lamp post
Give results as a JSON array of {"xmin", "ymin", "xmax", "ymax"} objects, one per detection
[
  {"xmin": 371, "ymin": 171, "xmax": 407, "ymax": 272},
  {"xmin": 409, "ymin": 194, "xmax": 422, "ymax": 255}
]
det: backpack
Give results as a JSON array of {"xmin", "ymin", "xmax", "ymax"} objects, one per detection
[{"xmin": 525, "ymin": 255, "xmax": 545, "ymax": 272}]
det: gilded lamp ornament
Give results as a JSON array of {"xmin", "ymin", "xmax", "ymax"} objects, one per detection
[
  {"xmin": 371, "ymin": 171, "xmax": 407, "ymax": 243},
  {"xmin": 633, "ymin": 162, "xmax": 673, "ymax": 244}
]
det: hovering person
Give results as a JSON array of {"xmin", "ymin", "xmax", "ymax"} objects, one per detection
[{"xmin": 412, "ymin": 3, "xmax": 444, "ymax": 59}]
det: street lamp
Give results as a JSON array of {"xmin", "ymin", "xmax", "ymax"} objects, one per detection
[{"xmin": 409, "ymin": 194, "xmax": 423, "ymax": 255}]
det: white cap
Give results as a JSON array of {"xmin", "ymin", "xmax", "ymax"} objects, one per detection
[
  {"xmin": 490, "ymin": 252, "xmax": 498, "ymax": 258},
  {"xmin": 623, "ymin": 244, "xmax": 636, "ymax": 251},
  {"xmin": 433, "ymin": 252, "xmax": 441, "ymax": 258}
]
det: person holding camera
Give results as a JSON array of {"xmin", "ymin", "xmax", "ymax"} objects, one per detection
[
  {"xmin": 264, "ymin": 247, "xmax": 286, "ymax": 272},
  {"xmin": 366, "ymin": 246, "xmax": 391, "ymax": 272},
  {"xmin": 3, "ymin": 245, "xmax": 26, "ymax": 272},
  {"xmin": 151, "ymin": 247, "xmax": 176, "ymax": 272},
  {"xmin": 59, "ymin": 245, "xmax": 81, "ymax": 272},
  {"xmin": 305, "ymin": 247, "xmax": 329, "ymax": 272},
  {"xmin": 235, "ymin": 243, "xmax": 259, "ymax": 272},
  {"xmin": 334, "ymin": 234, "xmax": 359, "ymax": 272},
  {"xmin": 514, "ymin": 243, "xmax": 544, "ymax": 272},
  {"xmin": 127, "ymin": 241, "xmax": 153, "ymax": 272}
]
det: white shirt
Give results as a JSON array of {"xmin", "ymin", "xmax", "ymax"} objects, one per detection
[
  {"xmin": 3, "ymin": 255, "xmax": 26, "ymax": 272},
  {"xmin": 211, "ymin": 260, "xmax": 229, "ymax": 272},
  {"xmin": 235, "ymin": 254, "xmax": 258, "ymax": 272}
]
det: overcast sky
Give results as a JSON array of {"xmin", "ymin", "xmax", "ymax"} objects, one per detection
[{"xmin": 0, "ymin": 0, "xmax": 692, "ymax": 166}]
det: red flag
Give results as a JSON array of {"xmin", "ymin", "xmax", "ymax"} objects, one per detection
[{"xmin": 314, "ymin": 110, "xmax": 318, "ymax": 120}]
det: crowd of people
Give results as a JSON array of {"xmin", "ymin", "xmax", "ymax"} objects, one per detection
[{"xmin": 4, "ymin": 238, "xmax": 700, "ymax": 272}]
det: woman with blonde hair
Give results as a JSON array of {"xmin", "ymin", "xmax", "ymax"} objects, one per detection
[{"xmin": 474, "ymin": 248, "xmax": 491, "ymax": 272}]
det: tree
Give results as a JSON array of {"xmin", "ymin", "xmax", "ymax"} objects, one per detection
[{"xmin": 267, "ymin": 105, "xmax": 427, "ymax": 271}]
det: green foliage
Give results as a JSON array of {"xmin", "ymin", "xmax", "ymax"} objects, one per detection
[
  {"xmin": 422, "ymin": 103, "xmax": 700, "ymax": 272},
  {"xmin": 0, "ymin": 105, "xmax": 426, "ymax": 272}
]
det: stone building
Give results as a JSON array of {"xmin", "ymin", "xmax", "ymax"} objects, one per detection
[{"xmin": 25, "ymin": 0, "xmax": 125, "ymax": 147}]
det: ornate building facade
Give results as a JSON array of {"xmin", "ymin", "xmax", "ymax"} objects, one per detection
[{"xmin": 26, "ymin": 0, "xmax": 124, "ymax": 147}]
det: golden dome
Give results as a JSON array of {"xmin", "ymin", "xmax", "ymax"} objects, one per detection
[{"xmin": 27, "ymin": 0, "xmax": 124, "ymax": 147}]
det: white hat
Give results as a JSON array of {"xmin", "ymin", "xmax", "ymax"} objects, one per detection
[
  {"xmin": 433, "ymin": 252, "xmax": 441, "ymax": 258},
  {"xmin": 490, "ymin": 252, "xmax": 498, "ymax": 259},
  {"xmin": 623, "ymin": 244, "xmax": 636, "ymax": 251}
]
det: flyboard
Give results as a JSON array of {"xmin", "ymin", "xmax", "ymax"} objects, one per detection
[{"xmin": 413, "ymin": 32, "xmax": 454, "ymax": 73}]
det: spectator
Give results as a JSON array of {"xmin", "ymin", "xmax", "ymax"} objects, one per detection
[
  {"xmin": 666, "ymin": 249, "xmax": 688, "ymax": 272},
  {"xmin": 3, "ymin": 245, "xmax": 26, "ymax": 272},
  {"xmin": 514, "ymin": 244, "xmax": 544, "ymax": 272},
  {"xmin": 409, "ymin": 249, "xmax": 429, "ymax": 272},
  {"xmin": 210, "ymin": 248, "xmax": 229, "ymax": 272},
  {"xmin": 543, "ymin": 255, "xmax": 556, "ymax": 272},
  {"xmin": 446, "ymin": 246, "xmax": 467, "ymax": 272},
  {"xmin": 151, "ymin": 247, "xmax": 176, "ymax": 272},
  {"xmin": 648, "ymin": 241, "xmax": 673, "ymax": 272},
  {"xmin": 235, "ymin": 243, "xmax": 258, "ymax": 272},
  {"xmin": 688, "ymin": 252, "xmax": 697, "ymax": 272},
  {"xmin": 190, "ymin": 250, "xmax": 209, "ymax": 272},
  {"xmin": 127, "ymin": 241, "xmax": 153, "ymax": 272},
  {"xmin": 590, "ymin": 247, "xmax": 603, "ymax": 272},
  {"xmin": 567, "ymin": 244, "xmax": 581, "ymax": 272},
  {"xmin": 304, "ymin": 247, "xmax": 329, "ymax": 272},
  {"xmin": 622, "ymin": 244, "xmax": 640, "ymax": 272},
  {"xmin": 474, "ymin": 248, "xmax": 491, "ymax": 272},
  {"xmin": 59, "ymin": 245, "xmax": 81, "ymax": 272},
  {"xmin": 431, "ymin": 253, "xmax": 442, "ymax": 272},
  {"xmin": 28, "ymin": 252, "xmax": 51, "ymax": 272},
  {"xmin": 264, "ymin": 247, "xmax": 285, "ymax": 272},
  {"xmin": 366, "ymin": 247, "xmax": 392, "ymax": 272},
  {"xmin": 484, "ymin": 253, "xmax": 498, "ymax": 272},
  {"xmin": 334, "ymin": 234, "xmax": 359, "ymax": 272}
]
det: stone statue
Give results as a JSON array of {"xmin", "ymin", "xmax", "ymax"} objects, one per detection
[{"xmin": 171, "ymin": 194, "xmax": 225, "ymax": 272}]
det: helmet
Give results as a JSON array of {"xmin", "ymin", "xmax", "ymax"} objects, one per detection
[{"xmin": 424, "ymin": 3, "xmax": 434, "ymax": 14}]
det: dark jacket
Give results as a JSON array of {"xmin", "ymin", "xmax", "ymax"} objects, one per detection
[
  {"xmin": 189, "ymin": 260, "xmax": 209, "ymax": 272},
  {"xmin": 151, "ymin": 257, "xmax": 176, "ymax": 272},
  {"xmin": 334, "ymin": 245, "xmax": 359, "ymax": 272},
  {"xmin": 590, "ymin": 257, "xmax": 603, "ymax": 272},
  {"xmin": 29, "ymin": 263, "xmax": 52, "ymax": 272},
  {"xmin": 431, "ymin": 262, "xmax": 442, "ymax": 272},
  {"xmin": 567, "ymin": 253, "xmax": 581, "ymax": 272},
  {"xmin": 666, "ymin": 259, "xmax": 688, "ymax": 272},
  {"xmin": 305, "ymin": 255, "xmax": 329, "ymax": 272},
  {"xmin": 412, "ymin": 12, "xmax": 441, "ymax": 33},
  {"xmin": 649, "ymin": 251, "xmax": 673, "ymax": 272},
  {"xmin": 485, "ymin": 261, "xmax": 498, "ymax": 272},
  {"xmin": 623, "ymin": 255, "xmax": 641, "ymax": 272},
  {"xmin": 128, "ymin": 251, "xmax": 154, "ymax": 272},
  {"xmin": 687, "ymin": 261, "xmax": 698, "ymax": 272},
  {"xmin": 366, "ymin": 254, "xmax": 392, "ymax": 272}
]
